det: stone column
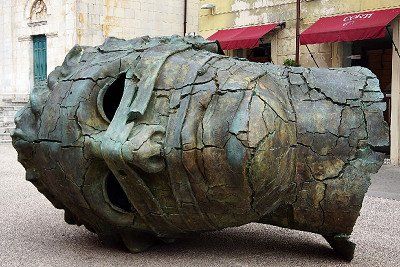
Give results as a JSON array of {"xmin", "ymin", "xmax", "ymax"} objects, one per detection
[
  {"xmin": 391, "ymin": 18, "xmax": 400, "ymax": 166},
  {"xmin": 331, "ymin": 43, "xmax": 342, "ymax": 67}
]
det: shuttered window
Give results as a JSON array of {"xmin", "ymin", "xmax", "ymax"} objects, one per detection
[{"xmin": 33, "ymin": 35, "xmax": 47, "ymax": 83}]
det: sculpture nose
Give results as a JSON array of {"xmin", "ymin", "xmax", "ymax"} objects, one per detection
[
  {"xmin": 11, "ymin": 106, "xmax": 37, "ymax": 143},
  {"xmin": 121, "ymin": 125, "xmax": 166, "ymax": 173},
  {"xmin": 97, "ymin": 119, "xmax": 175, "ymax": 236},
  {"xmin": 93, "ymin": 66, "xmax": 183, "ymax": 236}
]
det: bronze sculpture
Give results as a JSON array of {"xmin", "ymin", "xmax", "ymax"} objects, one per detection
[{"xmin": 12, "ymin": 36, "xmax": 389, "ymax": 261}]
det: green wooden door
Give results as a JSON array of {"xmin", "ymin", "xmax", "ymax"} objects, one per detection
[{"xmin": 33, "ymin": 35, "xmax": 47, "ymax": 84}]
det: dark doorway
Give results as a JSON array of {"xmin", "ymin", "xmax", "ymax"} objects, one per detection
[
  {"xmin": 248, "ymin": 43, "xmax": 272, "ymax": 63},
  {"xmin": 351, "ymin": 34, "xmax": 393, "ymax": 154}
]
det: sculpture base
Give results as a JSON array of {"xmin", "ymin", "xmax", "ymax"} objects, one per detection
[{"xmin": 324, "ymin": 234, "xmax": 356, "ymax": 262}]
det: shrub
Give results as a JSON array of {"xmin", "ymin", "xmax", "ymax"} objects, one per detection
[{"xmin": 283, "ymin": 58, "xmax": 300, "ymax": 67}]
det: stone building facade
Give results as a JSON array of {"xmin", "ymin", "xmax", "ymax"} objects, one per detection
[
  {"xmin": 198, "ymin": 0, "xmax": 400, "ymax": 165},
  {"xmin": 0, "ymin": 0, "xmax": 199, "ymax": 141},
  {"xmin": 199, "ymin": 0, "xmax": 400, "ymax": 66}
]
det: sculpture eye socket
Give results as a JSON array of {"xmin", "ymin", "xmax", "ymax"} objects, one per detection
[{"xmin": 99, "ymin": 73, "xmax": 126, "ymax": 122}]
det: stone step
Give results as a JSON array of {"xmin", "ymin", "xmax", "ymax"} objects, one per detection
[
  {"xmin": 1, "ymin": 120, "xmax": 16, "ymax": 127},
  {"xmin": 0, "ymin": 99, "xmax": 28, "ymax": 107},
  {"xmin": 8, "ymin": 98, "xmax": 28, "ymax": 103},
  {"xmin": 2, "ymin": 106, "xmax": 22, "ymax": 111},
  {"xmin": 0, "ymin": 93, "xmax": 29, "ymax": 101},
  {"xmin": 0, "ymin": 108, "xmax": 23, "ymax": 117},
  {"xmin": 0, "ymin": 105, "xmax": 26, "ymax": 110},
  {"xmin": 384, "ymin": 158, "xmax": 391, "ymax": 165},
  {"xmin": 0, "ymin": 121, "xmax": 15, "ymax": 128},
  {"xmin": 0, "ymin": 94, "xmax": 28, "ymax": 138},
  {"xmin": 0, "ymin": 126, "xmax": 15, "ymax": 134},
  {"xmin": 0, "ymin": 113, "xmax": 18, "ymax": 120},
  {"xmin": 0, "ymin": 111, "xmax": 24, "ymax": 119},
  {"xmin": 0, "ymin": 106, "xmax": 15, "ymax": 111},
  {"xmin": 0, "ymin": 133, "xmax": 12, "ymax": 143},
  {"xmin": 2, "ymin": 100, "xmax": 27, "ymax": 106},
  {"xmin": 1, "ymin": 103, "xmax": 26, "ymax": 108}
]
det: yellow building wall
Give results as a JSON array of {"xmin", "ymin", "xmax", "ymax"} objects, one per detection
[{"xmin": 199, "ymin": 0, "xmax": 400, "ymax": 67}]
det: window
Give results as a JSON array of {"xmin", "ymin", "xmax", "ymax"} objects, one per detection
[
  {"xmin": 33, "ymin": 35, "xmax": 47, "ymax": 83},
  {"xmin": 231, "ymin": 43, "xmax": 272, "ymax": 63},
  {"xmin": 247, "ymin": 43, "xmax": 272, "ymax": 63}
]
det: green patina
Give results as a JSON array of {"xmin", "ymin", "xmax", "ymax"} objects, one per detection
[{"xmin": 12, "ymin": 35, "xmax": 389, "ymax": 261}]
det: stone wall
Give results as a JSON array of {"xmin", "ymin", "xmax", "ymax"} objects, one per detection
[
  {"xmin": 0, "ymin": 0, "xmax": 200, "ymax": 141},
  {"xmin": 0, "ymin": 0, "xmax": 77, "ymax": 97},
  {"xmin": 198, "ymin": 0, "xmax": 400, "ymax": 67},
  {"xmin": 76, "ymin": 0, "xmax": 200, "ymax": 46},
  {"xmin": 0, "ymin": 0, "xmax": 78, "ymax": 141},
  {"xmin": 0, "ymin": 0, "xmax": 200, "ymax": 97},
  {"xmin": 0, "ymin": 2, "xmax": 14, "ymax": 96}
]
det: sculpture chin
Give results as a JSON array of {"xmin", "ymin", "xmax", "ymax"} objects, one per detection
[{"xmin": 12, "ymin": 36, "xmax": 389, "ymax": 261}]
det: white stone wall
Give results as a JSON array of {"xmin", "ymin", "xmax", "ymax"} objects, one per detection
[
  {"xmin": 0, "ymin": 0, "xmax": 77, "ymax": 96},
  {"xmin": 76, "ymin": 0, "xmax": 200, "ymax": 46},
  {"xmin": 0, "ymin": 0, "xmax": 200, "ymax": 96},
  {"xmin": 0, "ymin": 1, "xmax": 14, "ymax": 95}
]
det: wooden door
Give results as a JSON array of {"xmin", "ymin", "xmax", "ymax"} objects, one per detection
[{"xmin": 33, "ymin": 35, "xmax": 47, "ymax": 85}]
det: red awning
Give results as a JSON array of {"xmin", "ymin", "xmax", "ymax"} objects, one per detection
[
  {"xmin": 207, "ymin": 24, "xmax": 278, "ymax": 50},
  {"xmin": 300, "ymin": 8, "xmax": 400, "ymax": 45}
]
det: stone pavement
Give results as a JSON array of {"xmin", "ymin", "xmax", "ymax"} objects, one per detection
[
  {"xmin": 0, "ymin": 143, "xmax": 399, "ymax": 266},
  {"xmin": 369, "ymin": 164, "xmax": 400, "ymax": 201}
]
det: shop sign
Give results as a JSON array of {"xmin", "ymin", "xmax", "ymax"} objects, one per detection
[{"xmin": 343, "ymin": 13, "xmax": 374, "ymax": 27}]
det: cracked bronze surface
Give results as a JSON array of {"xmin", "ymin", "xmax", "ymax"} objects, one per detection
[{"xmin": 12, "ymin": 36, "xmax": 389, "ymax": 261}]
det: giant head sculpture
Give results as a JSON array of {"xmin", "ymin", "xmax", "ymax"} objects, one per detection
[{"xmin": 12, "ymin": 36, "xmax": 389, "ymax": 260}]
